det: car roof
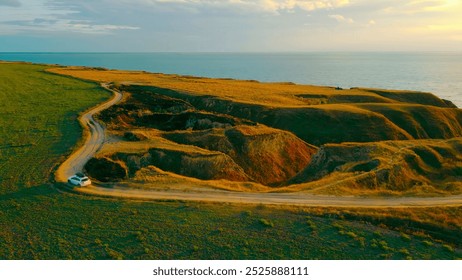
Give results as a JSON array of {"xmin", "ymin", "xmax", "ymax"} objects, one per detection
[{"xmin": 70, "ymin": 175, "xmax": 88, "ymax": 180}]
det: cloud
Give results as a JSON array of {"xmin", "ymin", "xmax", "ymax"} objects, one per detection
[
  {"xmin": 329, "ymin": 14, "xmax": 354, "ymax": 23},
  {"xmin": 0, "ymin": 0, "xmax": 20, "ymax": 7},
  {"xmin": 122, "ymin": 0, "xmax": 351, "ymax": 14},
  {"xmin": 382, "ymin": 0, "xmax": 461, "ymax": 14},
  {"xmin": 428, "ymin": 24, "xmax": 462, "ymax": 32},
  {"xmin": 285, "ymin": 0, "xmax": 351, "ymax": 13},
  {"xmin": 4, "ymin": 19, "xmax": 139, "ymax": 34},
  {"xmin": 0, "ymin": 0, "xmax": 139, "ymax": 34},
  {"xmin": 63, "ymin": 22, "xmax": 139, "ymax": 34},
  {"xmin": 367, "ymin": 19, "xmax": 376, "ymax": 27}
]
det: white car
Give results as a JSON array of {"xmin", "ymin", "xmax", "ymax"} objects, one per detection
[{"xmin": 67, "ymin": 173, "xmax": 92, "ymax": 187}]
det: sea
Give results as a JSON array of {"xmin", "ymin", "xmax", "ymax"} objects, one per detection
[{"xmin": 1, "ymin": 52, "xmax": 461, "ymax": 107}]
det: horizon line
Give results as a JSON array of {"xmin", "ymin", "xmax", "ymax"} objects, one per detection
[{"xmin": 2, "ymin": 50, "xmax": 462, "ymax": 54}]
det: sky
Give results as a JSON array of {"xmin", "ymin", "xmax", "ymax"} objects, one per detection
[{"xmin": 0, "ymin": 0, "xmax": 461, "ymax": 52}]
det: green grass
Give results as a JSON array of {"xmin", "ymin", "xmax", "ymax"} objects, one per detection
[
  {"xmin": 1, "ymin": 190, "xmax": 460, "ymax": 260},
  {"xmin": 0, "ymin": 63, "xmax": 460, "ymax": 260},
  {"xmin": 0, "ymin": 63, "xmax": 109, "ymax": 193}
]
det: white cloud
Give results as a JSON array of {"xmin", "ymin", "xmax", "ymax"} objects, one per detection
[
  {"xmin": 282, "ymin": 0, "xmax": 350, "ymax": 11},
  {"xmin": 366, "ymin": 19, "xmax": 376, "ymax": 27},
  {"xmin": 329, "ymin": 14, "xmax": 354, "ymax": 23},
  {"xmin": 382, "ymin": 0, "xmax": 461, "ymax": 14},
  {"xmin": 25, "ymin": 20, "xmax": 139, "ymax": 34},
  {"xmin": 0, "ymin": 0, "xmax": 139, "ymax": 34},
  {"xmin": 121, "ymin": 0, "xmax": 351, "ymax": 13}
]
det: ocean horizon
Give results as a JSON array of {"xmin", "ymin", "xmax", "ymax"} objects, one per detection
[{"xmin": 1, "ymin": 52, "xmax": 461, "ymax": 107}]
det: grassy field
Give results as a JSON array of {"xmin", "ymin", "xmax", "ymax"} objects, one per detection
[
  {"xmin": 2, "ymin": 191, "xmax": 462, "ymax": 259},
  {"xmin": 0, "ymin": 63, "xmax": 109, "ymax": 193},
  {"xmin": 0, "ymin": 62, "xmax": 461, "ymax": 259}
]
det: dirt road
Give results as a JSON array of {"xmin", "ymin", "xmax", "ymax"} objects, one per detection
[
  {"xmin": 56, "ymin": 84, "xmax": 462, "ymax": 208},
  {"xmin": 55, "ymin": 83, "xmax": 123, "ymax": 182},
  {"xmin": 76, "ymin": 185, "xmax": 462, "ymax": 208}
]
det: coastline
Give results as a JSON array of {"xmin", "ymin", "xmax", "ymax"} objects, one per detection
[{"xmin": 1, "ymin": 52, "xmax": 461, "ymax": 108}]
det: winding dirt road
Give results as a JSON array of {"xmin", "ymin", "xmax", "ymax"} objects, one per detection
[
  {"xmin": 56, "ymin": 84, "xmax": 462, "ymax": 208},
  {"xmin": 55, "ymin": 83, "xmax": 123, "ymax": 182}
]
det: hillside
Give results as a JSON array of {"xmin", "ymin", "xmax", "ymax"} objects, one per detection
[
  {"xmin": 2, "ymin": 62, "xmax": 461, "ymax": 261},
  {"xmin": 49, "ymin": 68, "xmax": 462, "ymax": 145},
  {"xmin": 49, "ymin": 66, "xmax": 462, "ymax": 195},
  {"xmin": 286, "ymin": 138, "xmax": 462, "ymax": 195}
]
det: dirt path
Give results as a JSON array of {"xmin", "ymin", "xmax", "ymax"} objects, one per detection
[
  {"xmin": 76, "ymin": 185, "xmax": 462, "ymax": 208},
  {"xmin": 55, "ymin": 83, "xmax": 123, "ymax": 182},
  {"xmin": 56, "ymin": 84, "xmax": 462, "ymax": 208}
]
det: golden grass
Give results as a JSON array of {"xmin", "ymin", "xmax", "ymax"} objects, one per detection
[
  {"xmin": 129, "ymin": 165, "xmax": 269, "ymax": 192},
  {"xmin": 48, "ymin": 67, "xmax": 430, "ymax": 108},
  {"xmin": 100, "ymin": 130, "xmax": 222, "ymax": 156},
  {"xmin": 233, "ymin": 124, "xmax": 284, "ymax": 136},
  {"xmin": 284, "ymin": 137, "xmax": 462, "ymax": 196}
]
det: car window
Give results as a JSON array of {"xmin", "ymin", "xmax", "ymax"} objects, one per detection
[{"xmin": 82, "ymin": 178, "xmax": 89, "ymax": 182}]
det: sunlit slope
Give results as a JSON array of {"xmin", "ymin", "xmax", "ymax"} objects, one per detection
[
  {"xmin": 49, "ymin": 67, "xmax": 462, "ymax": 145},
  {"xmin": 85, "ymin": 131, "xmax": 252, "ymax": 184},
  {"xmin": 84, "ymin": 124, "xmax": 317, "ymax": 187},
  {"xmin": 48, "ymin": 67, "xmax": 455, "ymax": 108},
  {"xmin": 356, "ymin": 104, "xmax": 462, "ymax": 139},
  {"xmin": 119, "ymin": 84, "xmax": 462, "ymax": 145},
  {"xmin": 286, "ymin": 138, "xmax": 462, "ymax": 195},
  {"xmin": 164, "ymin": 125, "xmax": 318, "ymax": 185}
]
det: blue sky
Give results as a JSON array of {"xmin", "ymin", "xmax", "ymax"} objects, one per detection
[{"xmin": 1, "ymin": 0, "xmax": 461, "ymax": 52}]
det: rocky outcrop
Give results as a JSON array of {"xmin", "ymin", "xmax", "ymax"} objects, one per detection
[
  {"xmin": 147, "ymin": 148, "xmax": 250, "ymax": 182},
  {"xmin": 103, "ymin": 147, "xmax": 250, "ymax": 183},
  {"xmin": 165, "ymin": 125, "xmax": 318, "ymax": 185},
  {"xmin": 118, "ymin": 85, "xmax": 462, "ymax": 145},
  {"xmin": 289, "ymin": 138, "xmax": 462, "ymax": 193}
]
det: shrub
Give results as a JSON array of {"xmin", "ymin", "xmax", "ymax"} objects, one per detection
[
  {"xmin": 242, "ymin": 210, "xmax": 252, "ymax": 217},
  {"xmin": 107, "ymin": 249, "xmax": 123, "ymax": 260},
  {"xmin": 306, "ymin": 219, "xmax": 317, "ymax": 230},
  {"xmin": 346, "ymin": 231, "xmax": 358, "ymax": 239},
  {"xmin": 443, "ymin": 244, "xmax": 454, "ymax": 253},
  {"xmin": 422, "ymin": 240, "xmax": 433, "ymax": 247},
  {"xmin": 400, "ymin": 232, "xmax": 411, "ymax": 241},
  {"xmin": 332, "ymin": 223, "xmax": 344, "ymax": 230},
  {"xmin": 379, "ymin": 240, "xmax": 393, "ymax": 251},
  {"xmin": 399, "ymin": 248, "xmax": 410, "ymax": 256},
  {"xmin": 371, "ymin": 239, "xmax": 379, "ymax": 248},
  {"xmin": 357, "ymin": 237, "xmax": 366, "ymax": 248},
  {"xmin": 259, "ymin": 218, "xmax": 274, "ymax": 228}
]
